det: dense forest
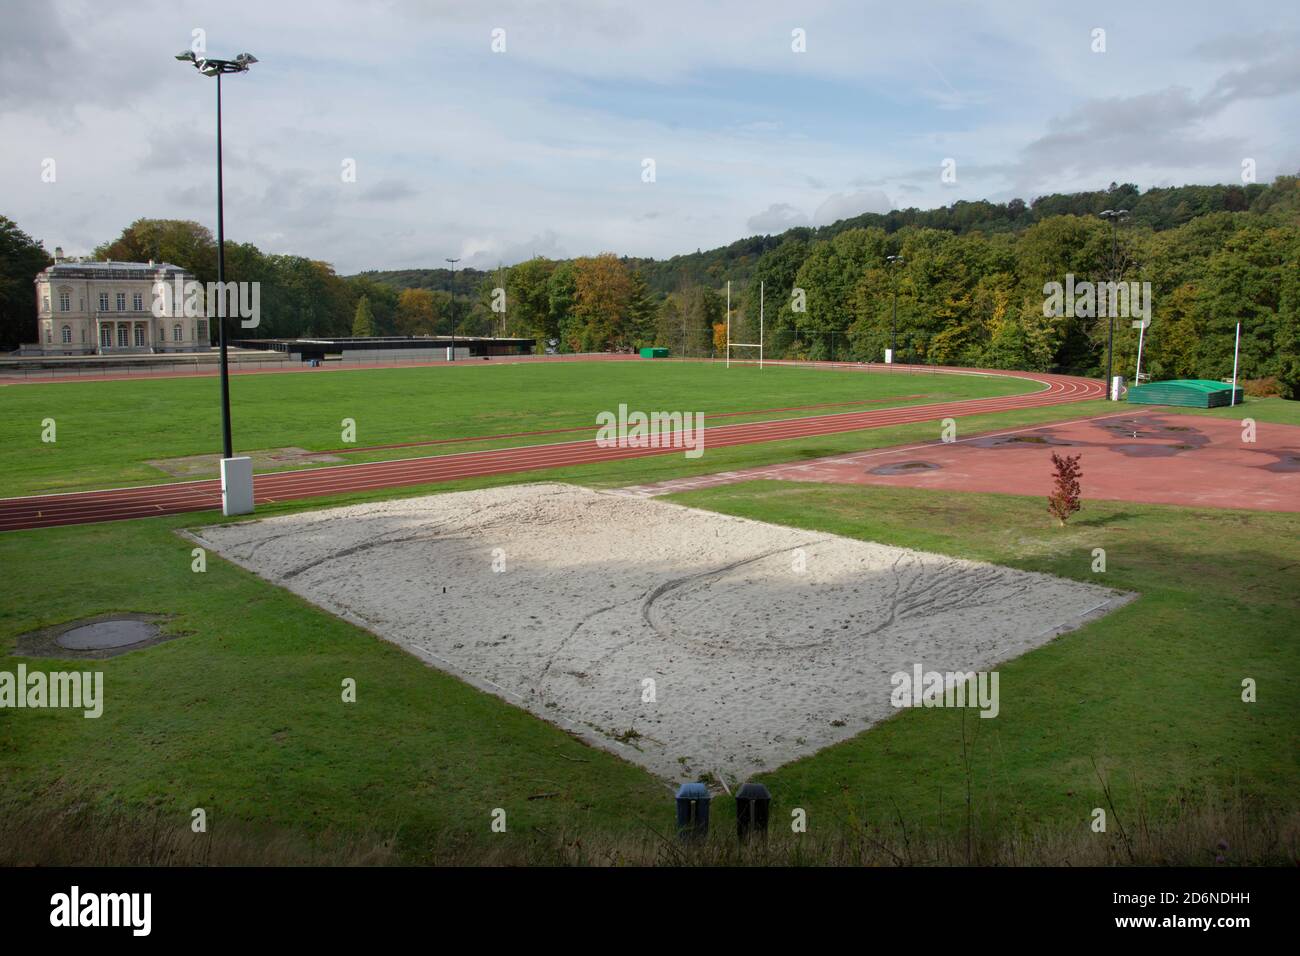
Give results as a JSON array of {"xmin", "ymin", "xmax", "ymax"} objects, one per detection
[
  {"xmin": 359, "ymin": 176, "xmax": 1300, "ymax": 394},
  {"xmin": 3, "ymin": 175, "xmax": 1297, "ymax": 394}
]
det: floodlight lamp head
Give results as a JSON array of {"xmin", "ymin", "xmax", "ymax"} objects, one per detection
[{"xmin": 175, "ymin": 49, "xmax": 197, "ymax": 62}]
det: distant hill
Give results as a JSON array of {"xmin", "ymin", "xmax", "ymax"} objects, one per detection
[
  {"xmin": 350, "ymin": 266, "xmax": 494, "ymax": 297},
  {"xmin": 352, "ymin": 179, "xmax": 1293, "ymax": 294}
]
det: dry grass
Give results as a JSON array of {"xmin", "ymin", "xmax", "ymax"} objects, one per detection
[
  {"xmin": 0, "ymin": 797, "xmax": 401, "ymax": 867},
  {"xmin": 3, "ymin": 792, "xmax": 1294, "ymax": 867},
  {"xmin": 509, "ymin": 798, "xmax": 1299, "ymax": 867}
]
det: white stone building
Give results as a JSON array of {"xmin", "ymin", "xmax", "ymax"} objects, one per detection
[{"xmin": 32, "ymin": 253, "xmax": 211, "ymax": 355}]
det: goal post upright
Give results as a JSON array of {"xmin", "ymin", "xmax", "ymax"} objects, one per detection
[{"xmin": 724, "ymin": 278, "xmax": 764, "ymax": 369}]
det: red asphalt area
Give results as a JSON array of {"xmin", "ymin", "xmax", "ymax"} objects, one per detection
[
  {"xmin": 624, "ymin": 412, "xmax": 1300, "ymax": 513},
  {"xmin": 0, "ymin": 367, "xmax": 1101, "ymax": 532}
]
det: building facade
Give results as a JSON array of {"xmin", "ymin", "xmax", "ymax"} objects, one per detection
[{"xmin": 33, "ymin": 257, "xmax": 211, "ymax": 355}]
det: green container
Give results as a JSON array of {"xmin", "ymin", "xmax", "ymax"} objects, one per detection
[
  {"xmin": 1127, "ymin": 379, "xmax": 1244, "ymax": 408},
  {"xmin": 639, "ymin": 347, "xmax": 669, "ymax": 358}
]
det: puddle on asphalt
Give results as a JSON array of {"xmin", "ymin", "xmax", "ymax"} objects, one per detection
[
  {"xmin": 1262, "ymin": 455, "xmax": 1300, "ymax": 473},
  {"xmin": 869, "ymin": 461, "xmax": 941, "ymax": 476},
  {"xmin": 972, "ymin": 433, "xmax": 1073, "ymax": 449}
]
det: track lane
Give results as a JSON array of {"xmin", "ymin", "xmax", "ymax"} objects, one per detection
[{"xmin": 0, "ymin": 366, "xmax": 1103, "ymax": 531}]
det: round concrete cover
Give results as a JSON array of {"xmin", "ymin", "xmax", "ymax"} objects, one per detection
[{"xmin": 56, "ymin": 619, "xmax": 159, "ymax": 650}]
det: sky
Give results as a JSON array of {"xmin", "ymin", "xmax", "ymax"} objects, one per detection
[{"xmin": 2, "ymin": 0, "xmax": 1298, "ymax": 273}]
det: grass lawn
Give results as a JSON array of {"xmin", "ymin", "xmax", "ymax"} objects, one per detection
[
  {"xmin": 2, "ymin": 411, "xmax": 1296, "ymax": 860},
  {"xmin": 0, "ymin": 513, "xmax": 668, "ymax": 851},
  {"xmin": 0, "ymin": 361, "xmax": 1032, "ymax": 496},
  {"xmin": 1178, "ymin": 396, "xmax": 1300, "ymax": 427},
  {"xmin": 664, "ymin": 481, "xmax": 1299, "ymax": 837},
  {"xmin": 2, "ymin": 379, "xmax": 1295, "ymax": 861}
]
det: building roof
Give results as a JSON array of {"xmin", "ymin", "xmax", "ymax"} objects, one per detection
[
  {"xmin": 39, "ymin": 260, "xmax": 193, "ymax": 281},
  {"xmin": 1131, "ymin": 379, "xmax": 1236, "ymax": 392}
]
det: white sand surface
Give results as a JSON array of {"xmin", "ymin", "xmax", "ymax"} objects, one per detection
[{"xmin": 191, "ymin": 482, "xmax": 1129, "ymax": 781}]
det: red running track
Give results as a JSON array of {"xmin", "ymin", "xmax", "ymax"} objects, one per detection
[{"xmin": 0, "ymin": 366, "xmax": 1103, "ymax": 532}]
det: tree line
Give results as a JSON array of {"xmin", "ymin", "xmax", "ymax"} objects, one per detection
[
  {"xmin": 2, "ymin": 174, "xmax": 1297, "ymax": 394},
  {"xmin": 729, "ymin": 178, "xmax": 1299, "ymax": 393}
]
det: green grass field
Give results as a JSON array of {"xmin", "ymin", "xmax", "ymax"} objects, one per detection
[
  {"xmin": 0, "ymin": 360, "xmax": 1295, "ymax": 864},
  {"xmin": 667, "ymin": 482, "xmax": 1299, "ymax": 836},
  {"xmin": 1, "ymin": 414, "xmax": 1296, "ymax": 862},
  {"xmin": 0, "ymin": 361, "xmax": 1031, "ymax": 496}
]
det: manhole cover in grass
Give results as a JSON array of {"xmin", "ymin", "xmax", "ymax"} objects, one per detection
[
  {"xmin": 56, "ymin": 619, "xmax": 159, "ymax": 650},
  {"xmin": 14, "ymin": 613, "xmax": 179, "ymax": 660}
]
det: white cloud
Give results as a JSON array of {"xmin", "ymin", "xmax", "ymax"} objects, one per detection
[
  {"xmin": 813, "ymin": 189, "xmax": 892, "ymax": 225},
  {"xmin": 1, "ymin": 1, "xmax": 1297, "ymax": 273},
  {"xmin": 746, "ymin": 203, "xmax": 810, "ymax": 233}
]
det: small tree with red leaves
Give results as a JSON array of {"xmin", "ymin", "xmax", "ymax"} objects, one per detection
[{"xmin": 1047, "ymin": 452, "xmax": 1082, "ymax": 526}]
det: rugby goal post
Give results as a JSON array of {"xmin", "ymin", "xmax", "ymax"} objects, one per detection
[{"xmin": 725, "ymin": 279, "xmax": 764, "ymax": 369}]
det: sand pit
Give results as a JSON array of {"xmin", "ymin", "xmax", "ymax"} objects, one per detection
[{"xmin": 191, "ymin": 482, "xmax": 1128, "ymax": 781}]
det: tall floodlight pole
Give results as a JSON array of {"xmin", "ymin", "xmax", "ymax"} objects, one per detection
[
  {"xmin": 886, "ymin": 255, "xmax": 904, "ymax": 364},
  {"xmin": 445, "ymin": 257, "xmax": 460, "ymax": 361},
  {"xmin": 1099, "ymin": 209, "xmax": 1129, "ymax": 398},
  {"xmin": 176, "ymin": 48, "xmax": 257, "ymax": 514}
]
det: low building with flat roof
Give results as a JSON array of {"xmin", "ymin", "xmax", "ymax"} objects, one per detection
[{"xmin": 230, "ymin": 335, "xmax": 536, "ymax": 362}]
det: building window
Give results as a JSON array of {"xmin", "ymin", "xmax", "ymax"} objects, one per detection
[
  {"xmin": 42, "ymin": 296, "xmax": 50, "ymax": 312},
  {"xmin": 99, "ymin": 293, "xmax": 109, "ymax": 312},
  {"xmin": 117, "ymin": 325, "xmax": 129, "ymax": 348},
  {"xmin": 116, "ymin": 293, "xmax": 126, "ymax": 312},
  {"xmin": 44, "ymin": 325, "xmax": 51, "ymax": 344},
  {"xmin": 196, "ymin": 319, "xmax": 208, "ymax": 343},
  {"xmin": 134, "ymin": 325, "xmax": 145, "ymax": 347},
  {"xmin": 173, "ymin": 323, "xmax": 183, "ymax": 342},
  {"xmin": 133, "ymin": 293, "xmax": 143, "ymax": 311},
  {"xmin": 59, "ymin": 291, "xmax": 71, "ymax": 311},
  {"xmin": 61, "ymin": 325, "xmax": 72, "ymax": 344},
  {"xmin": 100, "ymin": 326, "xmax": 111, "ymax": 348}
]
